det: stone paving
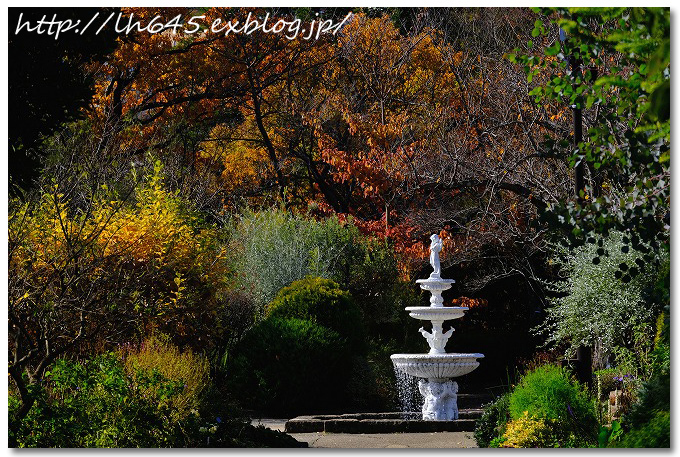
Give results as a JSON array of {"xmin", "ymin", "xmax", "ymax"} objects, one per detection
[
  {"xmin": 289, "ymin": 431, "xmax": 477, "ymax": 448},
  {"xmin": 251, "ymin": 418, "xmax": 478, "ymax": 448}
]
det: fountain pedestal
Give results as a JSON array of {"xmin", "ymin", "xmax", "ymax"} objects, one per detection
[
  {"xmin": 419, "ymin": 380, "xmax": 458, "ymax": 421},
  {"xmin": 391, "ymin": 233, "xmax": 484, "ymax": 421}
]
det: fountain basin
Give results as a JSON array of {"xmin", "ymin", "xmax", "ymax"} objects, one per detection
[
  {"xmin": 406, "ymin": 306, "xmax": 468, "ymax": 321},
  {"xmin": 391, "ymin": 353, "xmax": 484, "ymax": 382},
  {"xmin": 415, "ymin": 277, "xmax": 455, "ymax": 288},
  {"xmin": 415, "ymin": 277, "xmax": 455, "ymax": 307}
]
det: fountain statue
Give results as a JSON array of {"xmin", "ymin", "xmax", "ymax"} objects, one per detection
[
  {"xmin": 391, "ymin": 233, "xmax": 484, "ymax": 421},
  {"xmin": 429, "ymin": 233, "xmax": 443, "ymax": 278}
]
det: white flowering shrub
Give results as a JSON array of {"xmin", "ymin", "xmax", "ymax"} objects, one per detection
[{"xmin": 537, "ymin": 231, "xmax": 668, "ymax": 370}]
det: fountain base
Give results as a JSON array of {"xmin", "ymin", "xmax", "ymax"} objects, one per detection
[
  {"xmin": 284, "ymin": 410, "xmax": 484, "ymax": 433},
  {"xmin": 419, "ymin": 379, "xmax": 458, "ymax": 421}
]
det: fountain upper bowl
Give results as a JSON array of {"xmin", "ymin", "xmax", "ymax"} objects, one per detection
[
  {"xmin": 415, "ymin": 277, "xmax": 455, "ymax": 291},
  {"xmin": 391, "ymin": 353, "xmax": 484, "ymax": 382},
  {"xmin": 405, "ymin": 306, "xmax": 468, "ymax": 321}
]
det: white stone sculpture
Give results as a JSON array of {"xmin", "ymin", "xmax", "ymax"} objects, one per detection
[
  {"xmin": 391, "ymin": 232, "xmax": 484, "ymax": 421},
  {"xmin": 419, "ymin": 322, "xmax": 453, "ymax": 354},
  {"xmin": 419, "ymin": 380, "xmax": 458, "ymax": 420},
  {"xmin": 429, "ymin": 234, "xmax": 443, "ymax": 278}
]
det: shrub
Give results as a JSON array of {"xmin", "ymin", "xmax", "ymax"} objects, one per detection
[
  {"xmin": 478, "ymin": 362, "xmax": 604, "ymax": 448},
  {"xmin": 501, "ymin": 411, "xmax": 557, "ymax": 448},
  {"xmin": 230, "ymin": 208, "xmax": 417, "ymax": 332},
  {"xmin": 508, "ymin": 365, "xmax": 598, "ymax": 445},
  {"xmin": 10, "ymin": 353, "xmax": 186, "ymax": 447},
  {"xmin": 501, "ymin": 411, "xmax": 595, "ymax": 448},
  {"xmin": 621, "ymin": 371, "xmax": 670, "ymax": 431},
  {"xmin": 616, "ymin": 411, "xmax": 670, "ymax": 448},
  {"xmin": 537, "ymin": 231, "xmax": 668, "ymax": 370},
  {"xmin": 474, "ymin": 393, "xmax": 511, "ymax": 447},
  {"xmin": 118, "ymin": 333, "xmax": 210, "ymax": 421},
  {"xmin": 231, "ymin": 209, "xmax": 362, "ymax": 309},
  {"xmin": 228, "ymin": 317, "xmax": 353, "ymax": 415},
  {"xmin": 618, "ymin": 308, "xmax": 670, "ymax": 441},
  {"xmin": 9, "ymin": 351, "xmax": 305, "ymax": 448},
  {"xmin": 267, "ymin": 276, "xmax": 364, "ymax": 350}
]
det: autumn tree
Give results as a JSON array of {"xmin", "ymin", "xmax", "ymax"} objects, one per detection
[
  {"xmin": 88, "ymin": 7, "xmax": 574, "ymax": 288},
  {"xmin": 8, "ymin": 124, "xmax": 231, "ymax": 440}
]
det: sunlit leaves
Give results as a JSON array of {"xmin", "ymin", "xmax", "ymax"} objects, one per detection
[{"xmin": 519, "ymin": 7, "xmax": 669, "ymax": 251}]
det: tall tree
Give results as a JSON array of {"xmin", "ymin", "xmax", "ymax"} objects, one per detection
[{"xmin": 8, "ymin": 7, "xmax": 118, "ymax": 194}]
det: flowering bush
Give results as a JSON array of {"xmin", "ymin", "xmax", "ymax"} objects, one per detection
[{"xmin": 537, "ymin": 231, "xmax": 668, "ymax": 369}]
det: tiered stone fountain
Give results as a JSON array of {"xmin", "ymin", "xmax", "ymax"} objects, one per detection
[{"xmin": 391, "ymin": 234, "xmax": 484, "ymax": 421}]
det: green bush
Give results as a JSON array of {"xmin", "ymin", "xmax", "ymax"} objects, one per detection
[
  {"xmin": 10, "ymin": 353, "xmax": 186, "ymax": 447},
  {"xmin": 228, "ymin": 317, "xmax": 353, "ymax": 415},
  {"xmin": 230, "ymin": 208, "xmax": 418, "ymax": 336},
  {"xmin": 616, "ymin": 411, "xmax": 670, "ymax": 448},
  {"xmin": 474, "ymin": 393, "xmax": 511, "ymax": 447},
  {"xmin": 508, "ymin": 365, "xmax": 598, "ymax": 445},
  {"xmin": 618, "ymin": 308, "xmax": 670, "ymax": 439},
  {"xmin": 482, "ymin": 365, "xmax": 600, "ymax": 448},
  {"xmin": 621, "ymin": 371, "xmax": 670, "ymax": 430},
  {"xmin": 9, "ymin": 352, "xmax": 304, "ymax": 448},
  {"xmin": 231, "ymin": 209, "xmax": 362, "ymax": 309},
  {"xmin": 267, "ymin": 276, "xmax": 364, "ymax": 350}
]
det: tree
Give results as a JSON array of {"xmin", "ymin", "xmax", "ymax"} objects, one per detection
[
  {"xmin": 87, "ymin": 7, "xmax": 571, "ymax": 294},
  {"xmin": 509, "ymin": 8, "xmax": 670, "ymax": 259},
  {"xmin": 8, "ymin": 127, "xmax": 230, "ymax": 442},
  {"xmin": 8, "ymin": 7, "xmax": 118, "ymax": 194}
]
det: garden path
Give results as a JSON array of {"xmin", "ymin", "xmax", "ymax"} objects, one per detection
[
  {"xmin": 288, "ymin": 431, "xmax": 477, "ymax": 448},
  {"xmin": 251, "ymin": 419, "xmax": 478, "ymax": 448}
]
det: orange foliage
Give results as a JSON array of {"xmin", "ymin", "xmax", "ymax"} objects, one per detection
[{"xmin": 86, "ymin": 8, "xmax": 551, "ymax": 279}]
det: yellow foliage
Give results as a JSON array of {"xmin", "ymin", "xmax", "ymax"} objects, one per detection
[
  {"xmin": 501, "ymin": 411, "xmax": 556, "ymax": 448},
  {"xmin": 119, "ymin": 333, "xmax": 210, "ymax": 421},
  {"xmin": 9, "ymin": 161, "xmax": 230, "ymax": 320},
  {"xmin": 96, "ymin": 162, "xmax": 228, "ymax": 287},
  {"xmin": 97, "ymin": 161, "xmax": 192, "ymax": 262}
]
